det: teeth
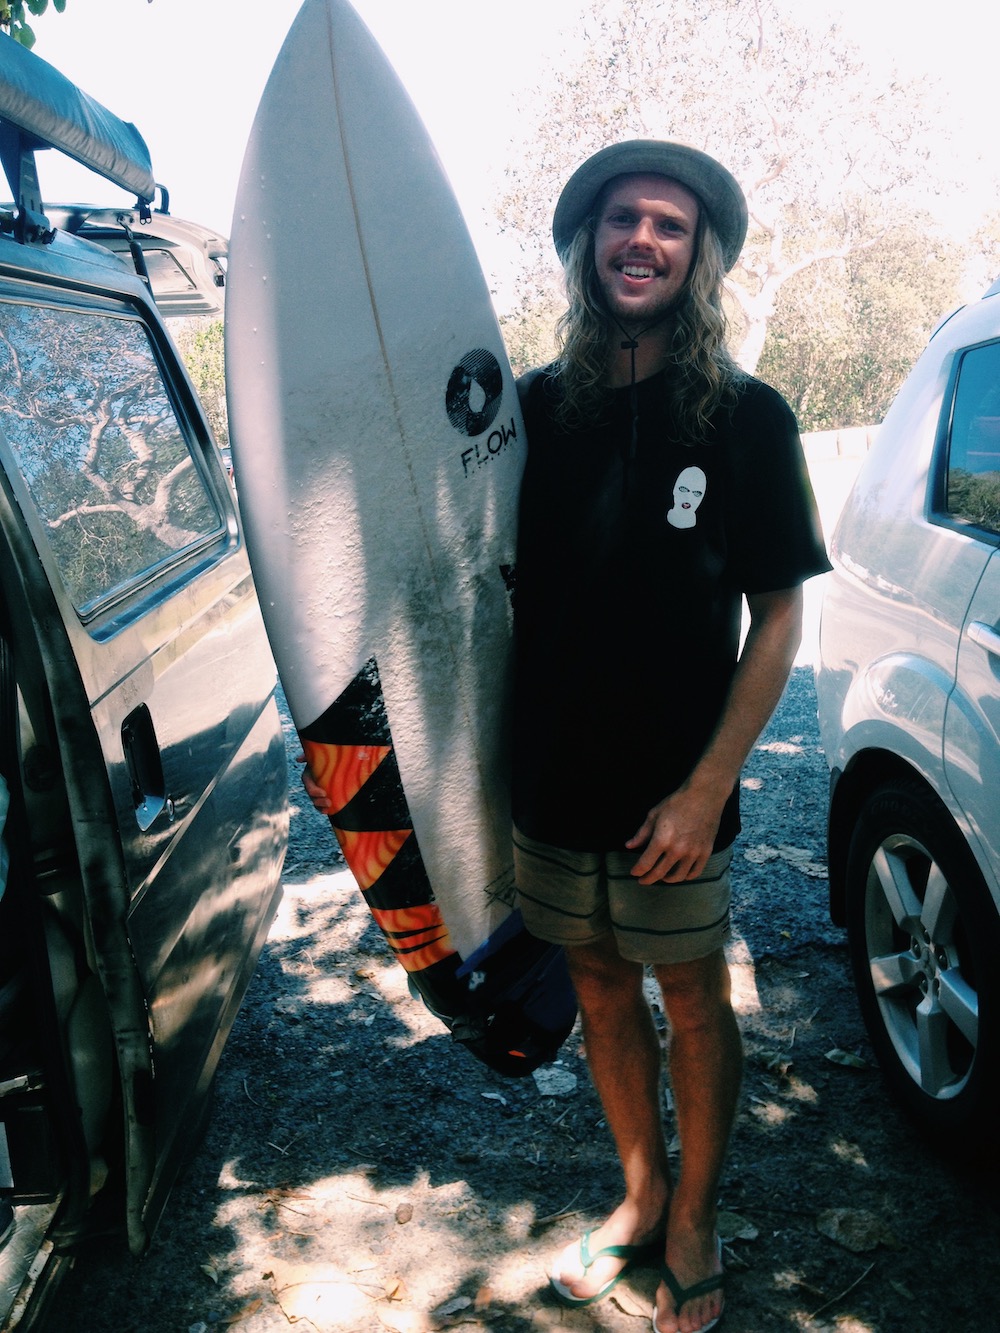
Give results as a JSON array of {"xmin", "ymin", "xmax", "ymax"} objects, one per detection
[{"xmin": 622, "ymin": 265, "xmax": 655, "ymax": 278}]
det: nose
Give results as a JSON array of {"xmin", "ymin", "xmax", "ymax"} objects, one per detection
[{"xmin": 629, "ymin": 215, "xmax": 657, "ymax": 248}]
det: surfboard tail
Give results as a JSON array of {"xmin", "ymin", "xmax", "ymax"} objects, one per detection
[{"xmin": 299, "ymin": 658, "xmax": 576, "ymax": 1075}]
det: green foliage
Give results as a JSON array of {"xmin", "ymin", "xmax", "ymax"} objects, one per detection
[
  {"xmin": 0, "ymin": 0, "xmax": 66, "ymax": 48},
  {"xmin": 948, "ymin": 469, "xmax": 1000, "ymax": 535},
  {"xmin": 497, "ymin": 0, "xmax": 961, "ymax": 411},
  {"xmin": 174, "ymin": 319, "xmax": 229, "ymax": 447},
  {"xmin": 757, "ymin": 219, "xmax": 965, "ymax": 429}
]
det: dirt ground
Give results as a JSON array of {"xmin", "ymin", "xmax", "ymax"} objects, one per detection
[{"xmin": 44, "ymin": 666, "xmax": 1000, "ymax": 1333}]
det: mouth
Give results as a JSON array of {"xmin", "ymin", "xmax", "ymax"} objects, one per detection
[{"xmin": 619, "ymin": 263, "xmax": 658, "ymax": 280}]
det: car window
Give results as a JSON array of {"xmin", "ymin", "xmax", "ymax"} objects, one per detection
[
  {"xmin": 0, "ymin": 298, "xmax": 223, "ymax": 613},
  {"xmin": 945, "ymin": 340, "xmax": 1000, "ymax": 537}
]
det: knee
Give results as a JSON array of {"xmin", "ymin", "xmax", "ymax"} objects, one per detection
[
  {"xmin": 566, "ymin": 939, "xmax": 644, "ymax": 1006},
  {"xmin": 655, "ymin": 951, "xmax": 733, "ymax": 1031}
]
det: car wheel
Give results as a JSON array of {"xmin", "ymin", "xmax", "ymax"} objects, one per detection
[{"xmin": 845, "ymin": 779, "xmax": 998, "ymax": 1156}]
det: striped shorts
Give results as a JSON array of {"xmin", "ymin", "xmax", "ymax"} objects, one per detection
[{"xmin": 513, "ymin": 827, "xmax": 732, "ymax": 965}]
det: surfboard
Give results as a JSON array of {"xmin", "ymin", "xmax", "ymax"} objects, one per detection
[{"xmin": 225, "ymin": 0, "xmax": 575, "ymax": 1075}]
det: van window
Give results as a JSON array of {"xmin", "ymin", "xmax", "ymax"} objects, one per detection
[
  {"xmin": 0, "ymin": 300, "xmax": 223, "ymax": 611},
  {"xmin": 946, "ymin": 341, "xmax": 1000, "ymax": 537}
]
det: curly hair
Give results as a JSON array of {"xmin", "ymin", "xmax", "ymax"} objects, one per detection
[{"xmin": 553, "ymin": 200, "xmax": 743, "ymax": 441}]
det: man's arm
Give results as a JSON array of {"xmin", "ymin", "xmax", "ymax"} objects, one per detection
[{"xmin": 627, "ymin": 585, "xmax": 803, "ymax": 885}]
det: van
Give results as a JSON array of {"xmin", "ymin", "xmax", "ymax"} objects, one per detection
[{"xmin": 0, "ymin": 33, "xmax": 288, "ymax": 1326}]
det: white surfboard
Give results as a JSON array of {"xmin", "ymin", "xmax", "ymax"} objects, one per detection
[{"xmin": 226, "ymin": 0, "xmax": 574, "ymax": 1073}]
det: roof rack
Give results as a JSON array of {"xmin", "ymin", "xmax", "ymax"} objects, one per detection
[{"xmin": 0, "ymin": 31, "xmax": 155, "ymax": 238}]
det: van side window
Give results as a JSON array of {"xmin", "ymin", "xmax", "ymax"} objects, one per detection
[
  {"xmin": 0, "ymin": 300, "xmax": 223, "ymax": 611},
  {"xmin": 946, "ymin": 341, "xmax": 1000, "ymax": 537}
]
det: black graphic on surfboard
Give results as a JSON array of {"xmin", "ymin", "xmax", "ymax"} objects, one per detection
[{"xmin": 300, "ymin": 659, "xmax": 576, "ymax": 1077}]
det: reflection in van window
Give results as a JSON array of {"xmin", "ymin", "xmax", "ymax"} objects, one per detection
[
  {"xmin": 0, "ymin": 301, "xmax": 222, "ymax": 609},
  {"xmin": 946, "ymin": 341, "xmax": 1000, "ymax": 537}
]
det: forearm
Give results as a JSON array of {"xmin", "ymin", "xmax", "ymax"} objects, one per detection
[
  {"xmin": 627, "ymin": 586, "xmax": 803, "ymax": 883},
  {"xmin": 684, "ymin": 585, "xmax": 803, "ymax": 807}
]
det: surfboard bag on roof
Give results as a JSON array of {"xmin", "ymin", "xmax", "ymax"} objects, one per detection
[{"xmin": 0, "ymin": 31, "xmax": 155, "ymax": 202}]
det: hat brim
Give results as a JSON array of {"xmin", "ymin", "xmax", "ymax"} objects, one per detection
[{"xmin": 552, "ymin": 140, "xmax": 748, "ymax": 272}]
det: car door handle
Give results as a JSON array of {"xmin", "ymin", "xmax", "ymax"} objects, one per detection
[
  {"xmin": 122, "ymin": 704, "xmax": 171, "ymax": 831},
  {"xmin": 967, "ymin": 620, "xmax": 1000, "ymax": 657}
]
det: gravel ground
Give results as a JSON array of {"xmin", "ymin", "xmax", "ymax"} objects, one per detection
[{"xmin": 44, "ymin": 664, "xmax": 1000, "ymax": 1333}]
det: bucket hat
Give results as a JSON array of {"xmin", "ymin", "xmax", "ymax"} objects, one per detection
[{"xmin": 552, "ymin": 139, "xmax": 747, "ymax": 271}]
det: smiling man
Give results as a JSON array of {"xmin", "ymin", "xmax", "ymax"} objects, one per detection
[{"xmin": 511, "ymin": 141, "xmax": 830, "ymax": 1333}]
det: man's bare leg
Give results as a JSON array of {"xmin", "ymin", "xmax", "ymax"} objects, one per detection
[
  {"xmin": 551, "ymin": 936, "xmax": 672, "ymax": 1300},
  {"xmin": 652, "ymin": 948, "xmax": 741, "ymax": 1333}
]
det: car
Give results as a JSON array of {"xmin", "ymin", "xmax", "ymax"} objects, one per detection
[
  {"xmin": 816, "ymin": 278, "xmax": 1000, "ymax": 1161},
  {"xmin": 0, "ymin": 33, "xmax": 288, "ymax": 1326}
]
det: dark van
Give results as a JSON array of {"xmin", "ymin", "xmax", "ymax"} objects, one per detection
[{"xmin": 0, "ymin": 34, "xmax": 287, "ymax": 1326}]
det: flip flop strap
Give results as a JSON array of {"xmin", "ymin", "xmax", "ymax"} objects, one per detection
[
  {"xmin": 659, "ymin": 1262, "xmax": 724, "ymax": 1309},
  {"xmin": 579, "ymin": 1229, "xmax": 640, "ymax": 1270}
]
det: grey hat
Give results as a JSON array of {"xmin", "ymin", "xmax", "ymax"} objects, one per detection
[{"xmin": 552, "ymin": 139, "xmax": 748, "ymax": 271}]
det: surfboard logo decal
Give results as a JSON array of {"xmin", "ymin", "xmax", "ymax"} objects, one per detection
[{"xmin": 446, "ymin": 348, "xmax": 503, "ymax": 436}]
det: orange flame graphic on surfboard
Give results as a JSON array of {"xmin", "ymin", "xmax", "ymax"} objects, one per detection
[{"xmin": 301, "ymin": 737, "xmax": 455, "ymax": 973}]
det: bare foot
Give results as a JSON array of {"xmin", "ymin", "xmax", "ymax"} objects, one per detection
[
  {"xmin": 652, "ymin": 1230, "xmax": 724, "ymax": 1333},
  {"xmin": 549, "ymin": 1198, "xmax": 667, "ymax": 1305}
]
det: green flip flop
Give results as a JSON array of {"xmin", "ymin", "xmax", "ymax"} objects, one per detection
[
  {"xmin": 549, "ymin": 1227, "xmax": 664, "ymax": 1307},
  {"xmin": 652, "ymin": 1247, "xmax": 725, "ymax": 1333}
]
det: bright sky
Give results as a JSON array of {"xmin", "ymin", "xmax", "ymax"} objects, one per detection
[{"xmin": 19, "ymin": 0, "xmax": 1000, "ymax": 300}]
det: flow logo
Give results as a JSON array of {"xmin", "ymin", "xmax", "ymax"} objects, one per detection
[{"xmin": 445, "ymin": 348, "xmax": 503, "ymax": 436}]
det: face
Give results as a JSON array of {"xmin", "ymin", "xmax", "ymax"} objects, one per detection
[{"xmin": 592, "ymin": 174, "xmax": 700, "ymax": 329}]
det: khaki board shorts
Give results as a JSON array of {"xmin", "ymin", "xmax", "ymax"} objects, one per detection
[{"xmin": 513, "ymin": 827, "xmax": 732, "ymax": 965}]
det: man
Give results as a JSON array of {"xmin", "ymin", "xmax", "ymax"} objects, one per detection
[{"xmin": 511, "ymin": 141, "xmax": 830, "ymax": 1333}]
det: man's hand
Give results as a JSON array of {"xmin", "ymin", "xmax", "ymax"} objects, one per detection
[
  {"xmin": 297, "ymin": 753, "xmax": 333, "ymax": 814},
  {"xmin": 626, "ymin": 783, "xmax": 725, "ymax": 884},
  {"xmin": 625, "ymin": 586, "xmax": 805, "ymax": 886}
]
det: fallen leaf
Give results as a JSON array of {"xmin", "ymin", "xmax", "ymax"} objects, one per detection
[
  {"xmin": 430, "ymin": 1294, "xmax": 473, "ymax": 1325},
  {"xmin": 610, "ymin": 1286, "xmax": 646, "ymax": 1315},
  {"xmin": 717, "ymin": 1210, "xmax": 759, "ymax": 1243},
  {"xmin": 200, "ymin": 1261, "xmax": 221, "ymax": 1285},
  {"xmin": 816, "ymin": 1207, "xmax": 896, "ymax": 1252},
  {"xmin": 825, "ymin": 1048, "xmax": 869, "ymax": 1069},
  {"xmin": 481, "ymin": 1092, "xmax": 507, "ymax": 1106},
  {"xmin": 385, "ymin": 1275, "xmax": 408, "ymax": 1301},
  {"xmin": 222, "ymin": 1299, "xmax": 263, "ymax": 1325},
  {"xmin": 474, "ymin": 1284, "xmax": 494, "ymax": 1310}
]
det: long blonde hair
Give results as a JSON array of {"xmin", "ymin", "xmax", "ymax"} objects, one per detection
[{"xmin": 554, "ymin": 206, "xmax": 742, "ymax": 440}]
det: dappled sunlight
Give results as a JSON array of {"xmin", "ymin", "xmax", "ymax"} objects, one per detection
[
  {"xmin": 829, "ymin": 1138, "xmax": 870, "ymax": 1170},
  {"xmin": 728, "ymin": 958, "xmax": 763, "ymax": 1016},
  {"xmin": 748, "ymin": 1097, "xmax": 795, "ymax": 1128},
  {"xmin": 205, "ymin": 1162, "xmax": 552, "ymax": 1331}
]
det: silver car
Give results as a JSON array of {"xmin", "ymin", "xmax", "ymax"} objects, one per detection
[
  {"xmin": 0, "ymin": 34, "xmax": 288, "ymax": 1324},
  {"xmin": 816, "ymin": 282, "xmax": 1000, "ymax": 1159}
]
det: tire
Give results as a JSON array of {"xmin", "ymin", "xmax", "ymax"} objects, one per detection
[{"xmin": 844, "ymin": 779, "xmax": 999, "ymax": 1158}]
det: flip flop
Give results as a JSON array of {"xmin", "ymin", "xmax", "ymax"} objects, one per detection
[
  {"xmin": 549, "ymin": 1227, "xmax": 664, "ymax": 1307},
  {"xmin": 651, "ymin": 1239, "xmax": 724, "ymax": 1333}
]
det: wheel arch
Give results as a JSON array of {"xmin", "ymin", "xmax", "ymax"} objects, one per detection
[{"xmin": 827, "ymin": 749, "xmax": 963, "ymax": 926}]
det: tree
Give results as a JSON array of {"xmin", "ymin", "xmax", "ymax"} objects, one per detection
[
  {"xmin": 174, "ymin": 319, "xmax": 229, "ymax": 448},
  {"xmin": 497, "ymin": 0, "xmax": 957, "ymax": 389},
  {"xmin": 0, "ymin": 0, "xmax": 67, "ymax": 49},
  {"xmin": 757, "ymin": 218, "xmax": 965, "ymax": 429}
]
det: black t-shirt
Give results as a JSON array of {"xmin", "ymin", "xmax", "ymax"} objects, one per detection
[{"xmin": 511, "ymin": 365, "xmax": 831, "ymax": 853}]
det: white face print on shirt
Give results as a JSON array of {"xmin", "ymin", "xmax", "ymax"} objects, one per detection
[{"xmin": 667, "ymin": 465, "xmax": 707, "ymax": 529}]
